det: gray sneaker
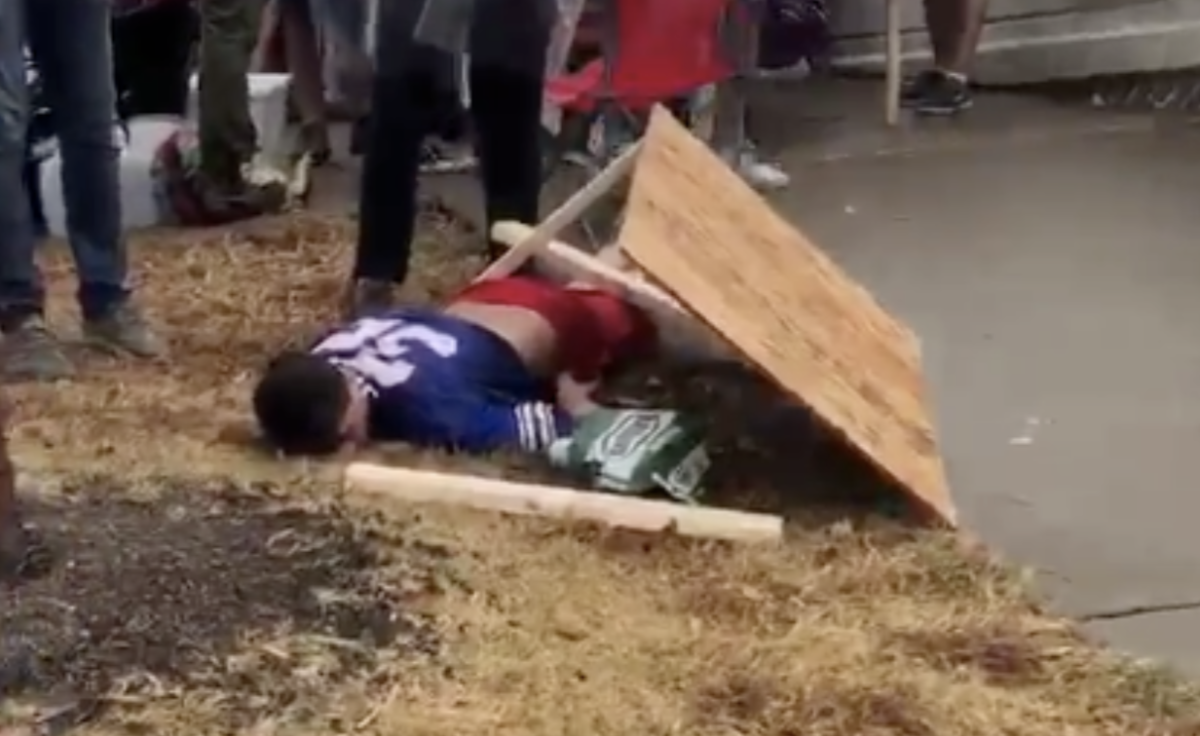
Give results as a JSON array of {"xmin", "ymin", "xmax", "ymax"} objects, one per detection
[
  {"xmin": 1, "ymin": 317, "xmax": 74, "ymax": 382},
  {"xmin": 82, "ymin": 302, "xmax": 164, "ymax": 358}
]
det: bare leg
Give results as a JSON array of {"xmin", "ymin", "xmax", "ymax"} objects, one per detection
[
  {"xmin": 280, "ymin": 0, "xmax": 330, "ymax": 159},
  {"xmin": 944, "ymin": 0, "xmax": 988, "ymax": 75},
  {"xmin": 926, "ymin": 0, "xmax": 987, "ymax": 75},
  {"xmin": 251, "ymin": 0, "xmax": 283, "ymax": 73},
  {"xmin": 907, "ymin": 0, "xmax": 985, "ymax": 114},
  {"xmin": 922, "ymin": 0, "xmax": 954, "ymax": 68}
]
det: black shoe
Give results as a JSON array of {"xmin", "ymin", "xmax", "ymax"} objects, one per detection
[
  {"xmin": 901, "ymin": 69, "xmax": 944, "ymax": 107},
  {"xmin": 911, "ymin": 72, "xmax": 973, "ymax": 116}
]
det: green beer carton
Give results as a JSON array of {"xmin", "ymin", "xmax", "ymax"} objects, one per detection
[{"xmin": 547, "ymin": 408, "xmax": 711, "ymax": 503}]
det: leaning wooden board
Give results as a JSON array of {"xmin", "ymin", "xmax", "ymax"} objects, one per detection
[{"xmin": 618, "ymin": 108, "xmax": 955, "ymax": 526}]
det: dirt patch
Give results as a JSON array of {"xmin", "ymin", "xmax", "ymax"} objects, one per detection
[
  {"xmin": 0, "ymin": 476, "xmax": 445, "ymax": 730},
  {"xmin": 694, "ymin": 672, "xmax": 938, "ymax": 736},
  {"xmin": 888, "ymin": 624, "xmax": 1071, "ymax": 687}
]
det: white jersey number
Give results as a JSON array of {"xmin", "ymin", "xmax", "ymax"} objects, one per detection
[{"xmin": 316, "ymin": 317, "xmax": 458, "ymax": 389}]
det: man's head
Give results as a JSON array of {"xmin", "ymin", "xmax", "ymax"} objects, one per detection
[{"xmin": 252, "ymin": 352, "xmax": 370, "ymax": 456}]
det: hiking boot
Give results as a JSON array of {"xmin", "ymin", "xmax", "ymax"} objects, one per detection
[
  {"xmin": 908, "ymin": 71, "xmax": 974, "ymax": 116},
  {"xmin": 0, "ymin": 316, "xmax": 74, "ymax": 382},
  {"xmin": 83, "ymin": 302, "xmax": 164, "ymax": 358},
  {"xmin": 342, "ymin": 279, "xmax": 395, "ymax": 320}
]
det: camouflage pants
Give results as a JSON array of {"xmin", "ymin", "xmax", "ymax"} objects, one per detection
[{"xmin": 197, "ymin": 0, "xmax": 263, "ymax": 187}]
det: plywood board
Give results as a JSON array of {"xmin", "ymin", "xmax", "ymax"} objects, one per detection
[{"xmin": 618, "ymin": 107, "xmax": 955, "ymax": 526}]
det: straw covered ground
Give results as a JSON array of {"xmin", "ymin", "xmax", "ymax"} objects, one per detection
[{"xmin": 2, "ymin": 209, "xmax": 1200, "ymax": 736}]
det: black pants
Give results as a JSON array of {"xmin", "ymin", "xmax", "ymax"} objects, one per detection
[{"xmin": 353, "ymin": 50, "xmax": 546, "ymax": 285}]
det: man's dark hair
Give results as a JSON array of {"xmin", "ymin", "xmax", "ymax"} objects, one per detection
[{"xmin": 252, "ymin": 351, "xmax": 351, "ymax": 456}]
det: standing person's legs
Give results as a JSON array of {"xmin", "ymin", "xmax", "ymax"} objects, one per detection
[
  {"xmin": 27, "ymin": 0, "xmax": 162, "ymax": 365},
  {"xmin": 0, "ymin": 0, "xmax": 54, "ymax": 377},
  {"xmin": 420, "ymin": 52, "xmax": 474, "ymax": 173},
  {"xmin": 198, "ymin": 0, "xmax": 257, "ymax": 185},
  {"xmin": 469, "ymin": 61, "xmax": 545, "ymax": 258},
  {"xmin": 939, "ymin": 0, "xmax": 987, "ymax": 75},
  {"xmin": 278, "ymin": 0, "xmax": 331, "ymax": 161},
  {"xmin": 349, "ymin": 48, "xmax": 443, "ymax": 316},
  {"xmin": 710, "ymin": 3, "xmax": 789, "ymax": 192},
  {"xmin": 904, "ymin": 0, "xmax": 988, "ymax": 115},
  {"xmin": 197, "ymin": 0, "xmax": 283, "ymax": 213},
  {"xmin": 309, "ymin": 0, "xmax": 371, "ymax": 121}
]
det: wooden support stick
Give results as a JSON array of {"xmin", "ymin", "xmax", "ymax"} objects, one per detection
[
  {"xmin": 491, "ymin": 220, "xmax": 682, "ymax": 311},
  {"xmin": 475, "ymin": 142, "xmax": 642, "ymax": 282},
  {"xmin": 885, "ymin": 0, "xmax": 902, "ymax": 126},
  {"xmin": 344, "ymin": 463, "xmax": 783, "ymax": 544}
]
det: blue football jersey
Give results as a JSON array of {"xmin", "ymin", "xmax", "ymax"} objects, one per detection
[{"xmin": 312, "ymin": 309, "xmax": 572, "ymax": 453}]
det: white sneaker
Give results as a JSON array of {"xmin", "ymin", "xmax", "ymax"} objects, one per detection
[{"xmin": 725, "ymin": 146, "xmax": 791, "ymax": 191}]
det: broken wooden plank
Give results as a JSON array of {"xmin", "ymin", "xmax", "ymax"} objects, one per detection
[
  {"xmin": 491, "ymin": 220, "xmax": 678, "ymax": 308},
  {"xmin": 617, "ymin": 107, "xmax": 955, "ymax": 526},
  {"xmin": 476, "ymin": 142, "xmax": 642, "ymax": 282},
  {"xmin": 343, "ymin": 463, "xmax": 783, "ymax": 543}
]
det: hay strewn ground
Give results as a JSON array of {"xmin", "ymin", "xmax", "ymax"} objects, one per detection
[{"xmin": 2, "ymin": 210, "xmax": 1199, "ymax": 736}]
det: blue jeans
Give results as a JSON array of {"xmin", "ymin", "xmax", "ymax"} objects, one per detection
[{"xmin": 0, "ymin": 0, "xmax": 128, "ymax": 323}]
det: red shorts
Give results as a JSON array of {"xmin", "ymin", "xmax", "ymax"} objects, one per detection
[{"xmin": 451, "ymin": 276, "xmax": 657, "ymax": 380}]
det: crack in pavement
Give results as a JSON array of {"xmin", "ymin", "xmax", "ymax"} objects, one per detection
[{"xmin": 1078, "ymin": 600, "xmax": 1200, "ymax": 622}]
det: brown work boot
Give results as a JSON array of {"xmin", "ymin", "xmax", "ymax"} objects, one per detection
[
  {"xmin": 82, "ymin": 300, "xmax": 165, "ymax": 358},
  {"xmin": 342, "ymin": 279, "xmax": 395, "ymax": 320}
]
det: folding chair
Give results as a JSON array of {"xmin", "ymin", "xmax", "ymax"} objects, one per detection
[{"xmin": 540, "ymin": 0, "xmax": 745, "ymax": 243}]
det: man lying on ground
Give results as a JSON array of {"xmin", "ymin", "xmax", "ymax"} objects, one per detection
[{"xmin": 253, "ymin": 263, "xmax": 657, "ymax": 456}]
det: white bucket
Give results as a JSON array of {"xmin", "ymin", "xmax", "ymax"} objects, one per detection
[{"xmin": 40, "ymin": 115, "xmax": 184, "ymax": 237}]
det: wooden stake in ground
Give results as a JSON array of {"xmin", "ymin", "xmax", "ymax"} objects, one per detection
[
  {"xmin": 344, "ymin": 463, "xmax": 783, "ymax": 544},
  {"xmin": 885, "ymin": 0, "xmax": 902, "ymax": 126},
  {"xmin": 618, "ymin": 107, "xmax": 955, "ymax": 526}
]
